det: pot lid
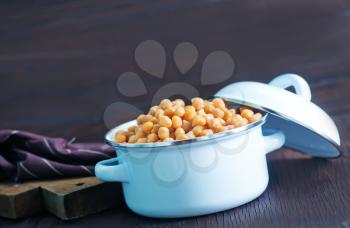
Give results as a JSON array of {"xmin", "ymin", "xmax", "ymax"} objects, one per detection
[{"xmin": 214, "ymin": 73, "xmax": 341, "ymax": 158}]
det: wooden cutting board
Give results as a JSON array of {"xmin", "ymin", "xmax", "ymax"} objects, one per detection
[{"xmin": 0, "ymin": 177, "xmax": 123, "ymax": 220}]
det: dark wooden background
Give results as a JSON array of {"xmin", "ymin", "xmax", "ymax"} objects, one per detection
[{"xmin": 1, "ymin": 0, "xmax": 350, "ymax": 227}]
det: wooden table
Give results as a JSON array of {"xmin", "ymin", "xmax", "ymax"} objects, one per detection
[{"xmin": 1, "ymin": 0, "xmax": 350, "ymax": 227}]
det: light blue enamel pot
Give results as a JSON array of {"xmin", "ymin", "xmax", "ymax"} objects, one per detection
[
  {"xmin": 95, "ymin": 74, "xmax": 340, "ymax": 218},
  {"xmin": 96, "ymin": 115, "xmax": 284, "ymax": 218}
]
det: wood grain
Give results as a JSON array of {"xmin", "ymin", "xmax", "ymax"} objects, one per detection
[
  {"xmin": 0, "ymin": 183, "xmax": 43, "ymax": 219},
  {"xmin": 0, "ymin": 177, "xmax": 123, "ymax": 220},
  {"xmin": 0, "ymin": 0, "xmax": 350, "ymax": 227}
]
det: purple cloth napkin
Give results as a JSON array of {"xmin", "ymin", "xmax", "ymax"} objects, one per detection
[{"xmin": 0, "ymin": 130, "xmax": 115, "ymax": 182}]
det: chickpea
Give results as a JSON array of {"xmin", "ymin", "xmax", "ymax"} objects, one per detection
[
  {"xmin": 241, "ymin": 109, "xmax": 254, "ymax": 120},
  {"xmin": 136, "ymin": 132, "xmax": 145, "ymax": 139},
  {"xmin": 127, "ymin": 131, "xmax": 134, "ymax": 138},
  {"xmin": 192, "ymin": 126, "xmax": 204, "ymax": 136},
  {"xmin": 174, "ymin": 106, "xmax": 185, "ymax": 117},
  {"xmin": 212, "ymin": 108, "xmax": 225, "ymax": 119},
  {"xmin": 135, "ymin": 126, "xmax": 145, "ymax": 138},
  {"xmin": 115, "ymin": 134, "xmax": 127, "ymax": 143},
  {"xmin": 148, "ymin": 106, "xmax": 159, "ymax": 115},
  {"xmin": 208, "ymin": 118, "xmax": 222, "ymax": 130},
  {"xmin": 172, "ymin": 99, "xmax": 185, "ymax": 107},
  {"xmin": 235, "ymin": 117, "xmax": 249, "ymax": 127},
  {"xmin": 172, "ymin": 115, "xmax": 182, "ymax": 129},
  {"xmin": 219, "ymin": 118, "xmax": 225, "ymax": 125},
  {"xmin": 184, "ymin": 106, "xmax": 196, "ymax": 121},
  {"xmin": 230, "ymin": 114, "xmax": 243, "ymax": 127},
  {"xmin": 159, "ymin": 115, "xmax": 172, "ymax": 128},
  {"xmin": 149, "ymin": 116, "xmax": 158, "ymax": 124},
  {"xmin": 212, "ymin": 98, "xmax": 226, "ymax": 110},
  {"xmin": 197, "ymin": 109, "xmax": 206, "ymax": 117},
  {"xmin": 192, "ymin": 115, "xmax": 206, "ymax": 126},
  {"xmin": 137, "ymin": 114, "xmax": 146, "ymax": 125},
  {"xmin": 182, "ymin": 120, "xmax": 192, "ymax": 133},
  {"xmin": 201, "ymin": 129, "xmax": 214, "ymax": 136},
  {"xmin": 204, "ymin": 102, "xmax": 215, "ymax": 114},
  {"xmin": 215, "ymin": 126, "xmax": 227, "ymax": 133},
  {"xmin": 186, "ymin": 131, "xmax": 195, "ymax": 139},
  {"xmin": 136, "ymin": 138, "xmax": 147, "ymax": 144},
  {"xmin": 128, "ymin": 135, "xmax": 138, "ymax": 143},
  {"xmin": 239, "ymin": 106, "xmax": 249, "ymax": 113},
  {"xmin": 151, "ymin": 124, "xmax": 161, "ymax": 134},
  {"xmin": 191, "ymin": 97, "xmax": 204, "ymax": 110},
  {"xmin": 164, "ymin": 106, "xmax": 176, "ymax": 118},
  {"xmin": 142, "ymin": 121, "xmax": 154, "ymax": 134},
  {"xmin": 135, "ymin": 125, "xmax": 143, "ymax": 133},
  {"xmin": 175, "ymin": 127, "xmax": 185, "ymax": 136},
  {"xmin": 223, "ymin": 110, "xmax": 233, "ymax": 122},
  {"xmin": 249, "ymin": 113, "xmax": 263, "ymax": 123},
  {"xmin": 144, "ymin": 114, "xmax": 154, "ymax": 122},
  {"xmin": 205, "ymin": 113, "xmax": 214, "ymax": 123},
  {"xmin": 147, "ymin": 133, "xmax": 159, "ymax": 143},
  {"xmin": 176, "ymin": 133, "xmax": 188, "ymax": 140},
  {"xmin": 155, "ymin": 109, "xmax": 165, "ymax": 118},
  {"xmin": 158, "ymin": 127, "xmax": 170, "ymax": 140},
  {"xmin": 160, "ymin": 99, "xmax": 172, "ymax": 110},
  {"xmin": 128, "ymin": 126, "xmax": 136, "ymax": 133},
  {"xmin": 229, "ymin": 108, "xmax": 236, "ymax": 115},
  {"xmin": 242, "ymin": 118, "xmax": 249, "ymax": 126}
]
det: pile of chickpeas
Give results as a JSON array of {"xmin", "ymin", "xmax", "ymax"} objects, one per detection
[{"xmin": 114, "ymin": 98, "xmax": 262, "ymax": 144}]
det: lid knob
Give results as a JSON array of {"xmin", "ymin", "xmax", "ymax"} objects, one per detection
[{"xmin": 268, "ymin": 73, "xmax": 312, "ymax": 101}]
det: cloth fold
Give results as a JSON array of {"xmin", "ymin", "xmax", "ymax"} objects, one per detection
[{"xmin": 0, "ymin": 130, "xmax": 115, "ymax": 182}]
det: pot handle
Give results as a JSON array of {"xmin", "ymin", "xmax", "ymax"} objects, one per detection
[
  {"xmin": 269, "ymin": 73, "xmax": 312, "ymax": 101},
  {"xmin": 95, "ymin": 157, "xmax": 129, "ymax": 182},
  {"xmin": 263, "ymin": 129, "xmax": 286, "ymax": 154}
]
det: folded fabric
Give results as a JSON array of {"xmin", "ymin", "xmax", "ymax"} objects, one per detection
[{"xmin": 0, "ymin": 130, "xmax": 115, "ymax": 182}]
